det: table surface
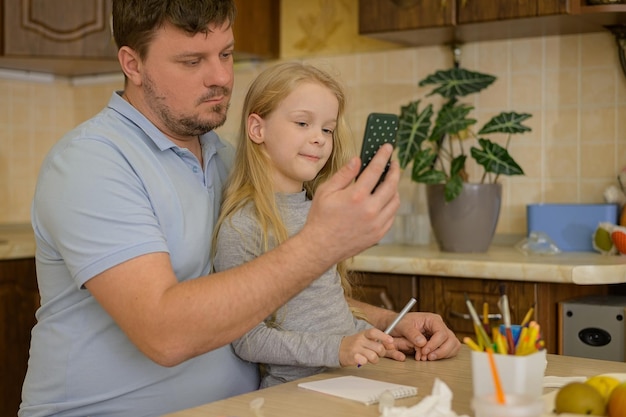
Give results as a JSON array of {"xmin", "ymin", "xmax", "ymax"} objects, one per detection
[{"xmin": 163, "ymin": 347, "xmax": 626, "ymax": 417}]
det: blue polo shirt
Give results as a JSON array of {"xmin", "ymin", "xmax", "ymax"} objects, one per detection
[{"xmin": 20, "ymin": 92, "xmax": 259, "ymax": 417}]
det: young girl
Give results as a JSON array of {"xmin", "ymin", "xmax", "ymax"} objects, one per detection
[{"xmin": 212, "ymin": 61, "xmax": 399, "ymax": 388}]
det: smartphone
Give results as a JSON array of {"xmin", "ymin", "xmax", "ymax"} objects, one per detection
[{"xmin": 357, "ymin": 112, "xmax": 399, "ymax": 191}]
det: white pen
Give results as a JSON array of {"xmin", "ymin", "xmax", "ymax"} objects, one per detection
[{"xmin": 384, "ymin": 298, "xmax": 417, "ymax": 335}]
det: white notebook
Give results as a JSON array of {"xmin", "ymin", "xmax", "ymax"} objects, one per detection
[{"xmin": 297, "ymin": 375, "xmax": 417, "ymax": 406}]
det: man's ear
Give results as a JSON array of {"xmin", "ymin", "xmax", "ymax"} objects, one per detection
[
  {"xmin": 118, "ymin": 46, "xmax": 142, "ymax": 87},
  {"xmin": 247, "ymin": 113, "xmax": 265, "ymax": 144}
]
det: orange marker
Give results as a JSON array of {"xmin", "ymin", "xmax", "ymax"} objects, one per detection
[{"xmin": 486, "ymin": 347, "xmax": 506, "ymax": 404}]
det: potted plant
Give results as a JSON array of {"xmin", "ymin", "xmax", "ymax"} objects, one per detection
[{"xmin": 396, "ymin": 67, "xmax": 532, "ymax": 252}]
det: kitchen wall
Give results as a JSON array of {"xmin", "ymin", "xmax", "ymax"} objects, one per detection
[{"xmin": 1, "ymin": 29, "xmax": 625, "ymax": 238}]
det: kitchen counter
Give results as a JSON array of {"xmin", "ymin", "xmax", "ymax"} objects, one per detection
[
  {"xmin": 3, "ymin": 224, "xmax": 625, "ymax": 285},
  {"xmin": 349, "ymin": 243, "xmax": 626, "ymax": 285},
  {"xmin": 0, "ymin": 224, "xmax": 36, "ymax": 261}
]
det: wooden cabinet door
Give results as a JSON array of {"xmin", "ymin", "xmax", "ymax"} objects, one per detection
[
  {"xmin": 419, "ymin": 276, "xmax": 610, "ymax": 354},
  {"xmin": 419, "ymin": 276, "xmax": 536, "ymax": 346},
  {"xmin": 0, "ymin": 258, "xmax": 39, "ymax": 417},
  {"xmin": 457, "ymin": 0, "xmax": 569, "ymax": 24},
  {"xmin": 4, "ymin": 0, "xmax": 117, "ymax": 58},
  {"xmin": 351, "ymin": 272, "xmax": 613, "ymax": 354},
  {"xmin": 0, "ymin": 1, "xmax": 278, "ymax": 75},
  {"xmin": 359, "ymin": 0, "xmax": 454, "ymax": 34},
  {"xmin": 359, "ymin": 0, "xmax": 568, "ymax": 32},
  {"xmin": 4, "ymin": 0, "xmax": 279, "ymax": 60},
  {"xmin": 233, "ymin": 0, "xmax": 279, "ymax": 60},
  {"xmin": 350, "ymin": 272, "xmax": 418, "ymax": 312}
]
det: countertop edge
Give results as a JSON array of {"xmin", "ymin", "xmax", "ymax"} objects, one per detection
[
  {"xmin": 348, "ymin": 244, "xmax": 626, "ymax": 284},
  {"xmin": 3, "ymin": 226, "xmax": 626, "ymax": 285}
]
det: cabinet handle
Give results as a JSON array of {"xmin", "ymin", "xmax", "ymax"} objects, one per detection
[{"xmin": 449, "ymin": 311, "xmax": 502, "ymax": 321}]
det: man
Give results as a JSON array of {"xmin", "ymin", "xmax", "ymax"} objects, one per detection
[{"xmin": 20, "ymin": 1, "xmax": 460, "ymax": 416}]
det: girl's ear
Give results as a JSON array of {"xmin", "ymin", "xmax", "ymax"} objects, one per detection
[{"xmin": 247, "ymin": 113, "xmax": 265, "ymax": 144}]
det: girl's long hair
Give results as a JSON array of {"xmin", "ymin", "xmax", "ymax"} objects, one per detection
[{"xmin": 213, "ymin": 61, "xmax": 360, "ymax": 307}]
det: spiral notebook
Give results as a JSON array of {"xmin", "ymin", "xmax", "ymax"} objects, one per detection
[{"xmin": 297, "ymin": 375, "xmax": 417, "ymax": 405}]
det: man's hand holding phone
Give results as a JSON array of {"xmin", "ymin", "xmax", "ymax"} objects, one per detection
[
  {"xmin": 357, "ymin": 113, "xmax": 399, "ymax": 193},
  {"xmin": 302, "ymin": 141, "xmax": 400, "ymax": 266},
  {"xmin": 355, "ymin": 143, "xmax": 399, "ymax": 197}
]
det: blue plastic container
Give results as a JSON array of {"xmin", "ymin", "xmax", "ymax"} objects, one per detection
[{"xmin": 526, "ymin": 203, "xmax": 619, "ymax": 252}]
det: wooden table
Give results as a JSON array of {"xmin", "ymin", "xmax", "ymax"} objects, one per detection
[{"xmin": 164, "ymin": 347, "xmax": 626, "ymax": 417}]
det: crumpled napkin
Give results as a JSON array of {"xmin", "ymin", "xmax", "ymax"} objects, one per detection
[{"xmin": 379, "ymin": 378, "xmax": 469, "ymax": 417}]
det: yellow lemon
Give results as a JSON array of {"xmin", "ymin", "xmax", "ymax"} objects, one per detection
[
  {"xmin": 586, "ymin": 375, "xmax": 622, "ymax": 404},
  {"xmin": 555, "ymin": 382, "xmax": 606, "ymax": 415}
]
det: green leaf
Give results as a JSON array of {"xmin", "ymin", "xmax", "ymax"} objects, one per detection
[
  {"xmin": 411, "ymin": 148, "xmax": 446, "ymax": 184},
  {"xmin": 412, "ymin": 148, "xmax": 437, "ymax": 173},
  {"xmin": 412, "ymin": 149, "xmax": 446, "ymax": 183},
  {"xmin": 478, "ymin": 112, "xmax": 532, "ymax": 135},
  {"xmin": 450, "ymin": 155, "xmax": 467, "ymax": 177},
  {"xmin": 444, "ymin": 175, "xmax": 464, "ymax": 202},
  {"xmin": 396, "ymin": 101, "xmax": 434, "ymax": 169},
  {"xmin": 418, "ymin": 68, "xmax": 497, "ymax": 100},
  {"xmin": 470, "ymin": 138, "xmax": 525, "ymax": 176},
  {"xmin": 430, "ymin": 102, "xmax": 476, "ymax": 141},
  {"xmin": 414, "ymin": 170, "xmax": 447, "ymax": 184}
]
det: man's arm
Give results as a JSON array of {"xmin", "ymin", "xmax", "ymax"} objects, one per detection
[{"xmin": 86, "ymin": 145, "xmax": 400, "ymax": 367}]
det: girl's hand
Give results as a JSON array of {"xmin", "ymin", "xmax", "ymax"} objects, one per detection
[{"xmin": 338, "ymin": 328, "xmax": 404, "ymax": 367}]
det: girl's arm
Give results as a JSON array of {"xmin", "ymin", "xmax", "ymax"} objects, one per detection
[
  {"xmin": 233, "ymin": 321, "xmax": 343, "ymax": 367},
  {"xmin": 233, "ymin": 321, "xmax": 395, "ymax": 368}
]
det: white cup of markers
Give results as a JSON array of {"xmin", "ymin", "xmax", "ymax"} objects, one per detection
[
  {"xmin": 465, "ymin": 300, "xmax": 547, "ymax": 417},
  {"xmin": 467, "ymin": 321, "xmax": 547, "ymax": 417},
  {"xmin": 466, "ymin": 320, "xmax": 548, "ymax": 400},
  {"xmin": 464, "ymin": 321, "xmax": 544, "ymax": 356}
]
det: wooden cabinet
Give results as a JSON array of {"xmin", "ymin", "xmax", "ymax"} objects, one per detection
[
  {"xmin": 0, "ymin": 0, "xmax": 279, "ymax": 76},
  {"xmin": 3, "ymin": 0, "xmax": 117, "ymax": 59},
  {"xmin": 0, "ymin": 257, "xmax": 39, "ymax": 417},
  {"xmin": 418, "ymin": 276, "xmax": 535, "ymax": 346},
  {"xmin": 359, "ymin": 0, "xmax": 626, "ymax": 46},
  {"xmin": 358, "ymin": 0, "xmax": 566, "ymax": 33},
  {"xmin": 456, "ymin": 0, "xmax": 568, "ymax": 24},
  {"xmin": 418, "ymin": 276, "xmax": 610, "ymax": 354},
  {"xmin": 359, "ymin": 0, "xmax": 454, "ymax": 45},
  {"xmin": 358, "ymin": 0, "xmax": 452, "ymax": 33},
  {"xmin": 351, "ymin": 271, "xmax": 611, "ymax": 354},
  {"xmin": 350, "ymin": 272, "xmax": 418, "ymax": 312},
  {"xmin": 0, "ymin": 0, "xmax": 120, "ymax": 76},
  {"xmin": 233, "ymin": 0, "xmax": 280, "ymax": 61}
]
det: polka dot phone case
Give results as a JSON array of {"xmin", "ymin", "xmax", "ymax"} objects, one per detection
[{"xmin": 358, "ymin": 112, "xmax": 399, "ymax": 191}]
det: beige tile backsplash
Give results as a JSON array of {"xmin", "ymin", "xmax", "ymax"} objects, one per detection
[{"xmin": 1, "ymin": 32, "xmax": 625, "ymax": 239}]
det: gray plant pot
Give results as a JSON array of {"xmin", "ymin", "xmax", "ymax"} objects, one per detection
[{"xmin": 426, "ymin": 183, "xmax": 502, "ymax": 253}]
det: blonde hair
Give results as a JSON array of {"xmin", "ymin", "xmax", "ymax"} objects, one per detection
[{"xmin": 213, "ymin": 61, "xmax": 360, "ymax": 315}]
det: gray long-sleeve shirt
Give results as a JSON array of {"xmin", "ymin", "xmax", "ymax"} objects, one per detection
[{"xmin": 213, "ymin": 191, "xmax": 372, "ymax": 388}]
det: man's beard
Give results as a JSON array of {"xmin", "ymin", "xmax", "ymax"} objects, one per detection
[
  {"xmin": 177, "ymin": 100, "xmax": 229, "ymax": 135},
  {"xmin": 144, "ymin": 72, "xmax": 230, "ymax": 137}
]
